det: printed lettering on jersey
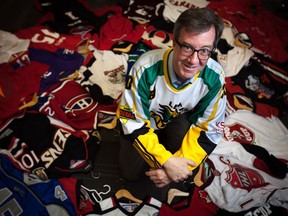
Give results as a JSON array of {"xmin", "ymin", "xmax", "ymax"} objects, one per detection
[
  {"xmin": 223, "ymin": 123, "xmax": 255, "ymax": 144},
  {"xmin": 244, "ymin": 203, "xmax": 273, "ymax": 216},
  {"xmin": 220, "ymin": 156, "xmax": 268, "ymax": 191},
  {"xmin": 1, "ymin": 128, "xmax": 75, "ymax": 180},
  {"xmin": 213, "ymin": 121, "xmax": 225, "ymax": 133},
  {"xmin": 119, "ymin": 104, "xmax": 136, "ymax": 123},
  {"xmin": 169, "ymin": 0, "xmax": 199, "ymax": 8},
  {"xmin": 31, "ymin": 28, "xmax": 64, "ymax": 45},
  {"xmin": 41, "ymin": 128, "xmax": 71, "ymax": 168}
]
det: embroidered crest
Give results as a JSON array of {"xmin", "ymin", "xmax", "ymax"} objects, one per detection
[
  {"xmin": 223, "ymin": 123, "xmax": 255, "ymax": 144},
  {"xmin": 64, "ymin": 93, "xmax": 98, "ymax": 115},
  {"xmin": 225, "ymin": 163, "xmax": 267, "ymax": 191}
]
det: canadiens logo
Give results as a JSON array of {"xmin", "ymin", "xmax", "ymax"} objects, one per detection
[
  {"xmin": 223, "ymin": 123, "xmax": 255, "ymax": 144},
  {"xmin": 119, "ymin": 104, "xmax": 136, "ymax": 123},
  {"xmin": 224, "ymin": 161, "xmax": 267, "ymax": 191},
  {"xmin": 64, "ymin": 93, "xmax": 98, "ymax": 115}
]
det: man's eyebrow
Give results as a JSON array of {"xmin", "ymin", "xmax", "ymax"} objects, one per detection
[{"xmin": 183, "ymin": 42, "xmax": 213, "ymax": 49}]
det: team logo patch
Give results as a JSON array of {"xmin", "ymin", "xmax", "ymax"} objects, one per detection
[
  {"xmin": 198, "ymin": 190, "xmax": 212, "ymax": 203},
  {"xmin": 225, "ymin": 162, "xmax": 267, "ymax": 191},
  {"xmin": 64, "ymin": 93, "xmax": 98, "ymax": 115},
  {"xmin": 119, "ymin": 104, "xmax": 135, "ymax": 123},
  {"xmin": 104, "ymin": 65, "xmax": 125, "ymax": 85},
  {"xmin": 32, "ymin": 167, "xmax": 48, "ymax": 180},
  {"xmin": 223, "ymin": 123, "xmax": 255, "ymax": 144}
]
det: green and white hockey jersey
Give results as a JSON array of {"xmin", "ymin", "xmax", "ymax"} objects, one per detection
[{"xmin": 117, "ymin": 48, "xmax": 226, "ymax": 170}]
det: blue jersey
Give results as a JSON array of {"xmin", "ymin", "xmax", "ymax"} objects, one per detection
[{"xmin": 0, "ymin": 154, "xmax": 76, "ymax": 216}]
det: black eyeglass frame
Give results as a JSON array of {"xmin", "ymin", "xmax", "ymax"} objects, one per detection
[{"xmin": 175, "ymin": 39, "xmax": 215, "ymax": 60}]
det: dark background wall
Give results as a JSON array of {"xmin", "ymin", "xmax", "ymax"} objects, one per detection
[
  {"xmin": 0, "ymin": 0, "xmax": 287, "ymax": 33},
  {"xmin": 0, "ymin": 0, "xmax": 121, "ymax": 33},
  {"xmin": 0, "ymin": 0, "xmax": 42, "ymax": 33}
]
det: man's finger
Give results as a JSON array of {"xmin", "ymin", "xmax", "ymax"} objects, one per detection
[{"xmin": 186, "ymin": 159, "xmax": 196, "ymax": 167}]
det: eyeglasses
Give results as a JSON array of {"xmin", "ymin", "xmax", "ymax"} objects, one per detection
[{"xmin": 175, "ymin": 39, "xmax": 214, "ymax": 60}]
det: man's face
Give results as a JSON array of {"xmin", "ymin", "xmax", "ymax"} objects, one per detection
[{"xmin": 172, "ymin": 27, "xmax": 216, "ymax": 83}]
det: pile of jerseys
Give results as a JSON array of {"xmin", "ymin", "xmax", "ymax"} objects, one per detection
[
  {"xmin": 1, "ymin": 146, "xmax": 288, "ymax": 215},
  {"xmin": 1, "ymin": 0, "xmax": 286, "ymax": 123},
  {"xmin": 215, "ymin": 20, "xmax": 288, "ymax": 118},
  {"xmin": 0, "ymin": 112, "xmax": 100, "ymax": 180},
  {"xmin": 0, "ymin": 0, "xmax": 288, "ymax": 215},
  {"xmin": 201, "ymin": 109, "xmax": 288, "ymax": 214}
]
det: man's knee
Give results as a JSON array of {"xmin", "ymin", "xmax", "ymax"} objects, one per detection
[{"xmin": 118, "ymin": 135, "xmax": 149, "ymax": 181}]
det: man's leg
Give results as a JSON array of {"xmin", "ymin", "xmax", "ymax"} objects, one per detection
[
  {"xmin": 118, "ymin": 112, "xmax": 191, "ymax": 181},
  {"xmin": 118, "ymin": 131, "xmax": 149, "ymax": 181},
  {"xmin": 158, "ymin": 112, "xmax": 191, "ymax": 154}
]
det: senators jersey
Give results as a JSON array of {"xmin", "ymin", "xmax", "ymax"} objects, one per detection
[
  {"xmin": 0, "ymin": 113, "xmax": 98, "ymax": 179},
  {"xmin": 117, "ymin": 48, "xmax": 226, "ymax": 169}
]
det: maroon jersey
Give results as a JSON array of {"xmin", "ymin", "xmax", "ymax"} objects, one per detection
[{"xmin": 35, "ymin": 80, "xmax": 117, "ymax": 130}]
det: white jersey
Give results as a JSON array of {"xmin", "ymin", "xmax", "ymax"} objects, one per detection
[
  {"xmin": 79, "ymin": 47, "xmax": 128, "ymax": 100},
  {"xmin": 216, "ymin": 20, "xmax": 254, "ymax": 77},
  {"xmin": 162, "ymin": 0, "xmax": 210, "ymax": 23},
  {"xmin": 204, "ymin": 140, "xmax": 288, "ymax": 212},
  {"xmin": 87, "ymin": 196, "xmax": 162, "ymax": 215},
  {"xmin": 222, "ymin": 110, "xmax": 288, "ymax": 161}
]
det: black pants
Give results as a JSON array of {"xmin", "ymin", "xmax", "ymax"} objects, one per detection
[{"xmin": 118, "ymin": 113, "xmax": 191, "ymax": 181}]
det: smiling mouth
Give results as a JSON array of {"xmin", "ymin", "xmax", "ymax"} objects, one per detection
[{"xmin": 183, "ymin": 63, "xmax": 197, "ymax": 71}]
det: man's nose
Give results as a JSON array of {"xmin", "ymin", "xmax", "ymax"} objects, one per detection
[{"xmin": 187, "ymin": 51, "xmax": 199, "ymax": 63}]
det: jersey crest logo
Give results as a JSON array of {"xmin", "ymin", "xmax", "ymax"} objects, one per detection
[
  {"xmin": 198, "ymin": 190, "xmax": 212, "ymax": 203},
  {"xmin": 223, "ymin": 158, "xmax": 267, "ymax": 191},
  {"xmin": 32, "ymin": 167, "xmax": 48, "ymax": 180},
  {"xmin": 119, "ymin": 104, "xmax": 136, "ymax": 123},
  {"xmin": 64, "ymin": 93, "xmax": 98, "ymax": 115},
  {"xmin": 150, "ymin": 103, "xmax": 181, "ymax": 129},
  {"xmin": 104, "ymin": 65, "xmax": 125, "ymax": 85},
  {"xmin": 223, "ymin": 123, "xmax": 255, "ymax": 144}
]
